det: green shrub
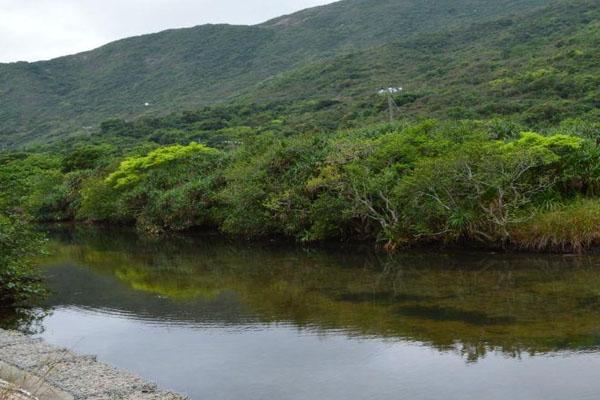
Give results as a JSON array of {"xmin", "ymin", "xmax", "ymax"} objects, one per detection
[
  {"xmin": 511, "ymin": 199, "xmax": 600, "ymax": 252},
  {"xmin": 393, "ymin": 132, "xmax": 582, "ymax": 244},
  {"xmin": 5, "ymin": 118, "xmax": 600, "ymax": 252},
  {"xmin": 78, "ymin": 177, "xmax": 124, "ymax": 222},
  {"xmin": 0, "ymin": 214, "xmax": 46, "ymax": 310},
  {"xmin": 100, "ymin": 142, "xmax": 224, "ymax": 232}
]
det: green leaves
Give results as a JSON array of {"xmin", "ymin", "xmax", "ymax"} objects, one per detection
[
  {"xmin": 503, "ymin": 131, "xmax": 582, "ymax": 161},
  {"xmin": 4, "ymin": 117, "xmax": 600, "ymax": 251},
  {"xmin": 106, "ymin": 143, "xmax": 220, "ymax": 188},
  {"xmin": 0, "ymin": 213, "xmax": 46, "ymax": 310},
  {"xmin": 78, "ymin": 142, "xmax": 225, "ymax": 232}
]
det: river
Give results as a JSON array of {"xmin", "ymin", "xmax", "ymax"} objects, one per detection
[{"xmin": 12, "ymin": 226, "xmax": 600, "ymax": 399}]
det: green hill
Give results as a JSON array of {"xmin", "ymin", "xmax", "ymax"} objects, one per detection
[
  {"xmin": 0, "ymin": 0, "xmax": 564, "ymax": 144},
  {"xmin": 252, "ymin": 0, "xmax": 600, "ymax": 123},
  {"xmin": 0, "ymin": 0, "xmax": 576, "ymax": 147}
]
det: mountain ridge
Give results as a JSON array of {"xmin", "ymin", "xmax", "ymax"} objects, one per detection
[{"xmin": 0, "ymin": 0, "xmax": 594, "ymax": 147}]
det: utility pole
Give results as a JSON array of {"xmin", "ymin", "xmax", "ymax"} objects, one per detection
[{"xmin": 378, "ymin": 86, "xmax": 403, "ymax": 123}]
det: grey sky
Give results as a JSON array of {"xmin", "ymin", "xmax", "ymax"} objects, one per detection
[{"xmin": 0, "ymin": 0, "xmax": 337, "ymax": 63}]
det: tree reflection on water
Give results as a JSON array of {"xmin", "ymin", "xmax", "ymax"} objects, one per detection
[{"xmin": 39, "ymin": 225, "xmax": 600, "ymax": 362}]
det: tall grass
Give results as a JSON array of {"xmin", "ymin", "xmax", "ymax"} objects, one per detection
[{"xmin": 511, "ymin": 199, "xmax": 600, "ymax": 253}]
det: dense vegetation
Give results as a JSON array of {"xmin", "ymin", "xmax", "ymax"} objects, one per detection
[
  {"xmin": 1, "ymin": 0, "xmax": 598, "ymax": 146},
  {"xmin": 0, "ymin": 213, "xmax": 46, "ymax": 315},
  {"xmin": 0, "ymin": 154, "xmax": 46, "ymax": 316},
  {"xmin": 3, "ymin": 117, "xmax": 600, "ymax": 252},
  {"xmin": 1, "ymin": 0, "xmax": 599, "ymax": 256}
]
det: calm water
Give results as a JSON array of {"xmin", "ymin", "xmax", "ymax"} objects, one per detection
[{"xmin": 18, "ymin": 227, "xmax": 600, "ymax": 399}]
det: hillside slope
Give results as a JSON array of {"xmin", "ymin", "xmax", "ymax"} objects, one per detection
[
  {"xmin": 252, "ymin": 0, "xmax": 600, "ymax": 124},
  {"xmin": 0, "ymin": 0, "xmax": 556, "ymax": 146}
]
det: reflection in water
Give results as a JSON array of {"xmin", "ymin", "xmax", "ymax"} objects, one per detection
[
  {"xmin": 17, "ymin": 226, "xmax": 600, "ymax": 399},
  {"xmin": 0, "ymin": 308, "xmax": 47, "ymax": 334}
]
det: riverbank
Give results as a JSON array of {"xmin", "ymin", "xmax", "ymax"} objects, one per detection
[
  {"xmin": 5, "ymin": 122, "xmax": 600, "ymax": 254},
  {"xmin": 43, "ymin": 221, "xmax": 600, "ymax": 257},
  {"xmin": 0, "ymin": 329, "xmax": 186, "ymax": 400}
]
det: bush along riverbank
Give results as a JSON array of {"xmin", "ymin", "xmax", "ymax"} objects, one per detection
[
  {"xmin": 3, "ymin": 119, "xmax": 600, "ymax": 253},
  {"xmin": 0, "ymin": 213, "xmax": 46, "ymax": 325}
]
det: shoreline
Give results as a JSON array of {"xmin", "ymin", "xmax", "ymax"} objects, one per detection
[
  {"xmin": 41, "ymin": 221, "xmax": 594, "ymax": 256},
  {"xmin": 0, "ymin": 329, "xmax": 186, "ymax": 400}
]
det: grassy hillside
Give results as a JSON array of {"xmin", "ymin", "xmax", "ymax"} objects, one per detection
[
  {"xmin": 253, "ymin": 0, "xmax": 600, "ymax": 124},
  {"xmin": 0, "ymin": 0, "xmax": 562, "ymax": 147}
]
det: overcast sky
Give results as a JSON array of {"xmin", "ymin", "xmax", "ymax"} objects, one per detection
[{"xmin": 0, "ymin": 0, "xmax": 336, "ymax": 63}]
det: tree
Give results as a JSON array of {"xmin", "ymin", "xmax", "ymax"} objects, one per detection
[{"xmin": 0, "ymin": 213, "xmax": 46, "ymax": 310}]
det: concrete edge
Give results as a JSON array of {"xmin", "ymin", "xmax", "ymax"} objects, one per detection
[{"xmin": 0, "ymin": 329, "xmax": 188, "ymax": 400}]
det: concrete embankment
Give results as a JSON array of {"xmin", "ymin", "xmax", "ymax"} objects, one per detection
[{"xmin": 0, "ymin": 329, "xmax": 186, "ymax": 400}]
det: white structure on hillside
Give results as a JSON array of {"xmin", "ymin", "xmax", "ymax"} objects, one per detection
[
  {"xmin": 377, "ymin": 86, "xmax": 403, "ymax": 122},
  {"xmin": 378, "ymin": 87, "xmax": 403, "ymax": 95}
]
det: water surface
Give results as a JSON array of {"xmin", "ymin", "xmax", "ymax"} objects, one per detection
[{"xmin": 19, "ymin": 227, "xmax": 600, "ymax": 399}]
